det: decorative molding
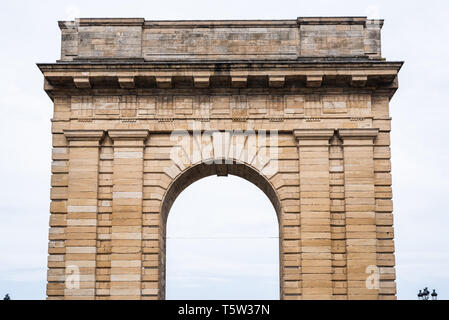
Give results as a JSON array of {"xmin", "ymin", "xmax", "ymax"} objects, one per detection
[
  {"xmin": 63, "ymin": 129, "xmax": 105, "ymax": 147},
  {"xmin": 64, "ymin": 129, "xmax": 105, "ymax": 141},
  {"xmin": 293, "ymin": 129, "xmax": 334, "ymax": 146},
  {"xmin": 339, "ymin": 128, "xmax": 379, "ymax": 139},
  {"xmin": 232, "ymin": 117, "xmax": 248, "ymax": 122},
  {"xmin": 269, "ymin": 76, "xmax": 285, "ymax": 88},
  {"xmin": 108, "ymin": 129, "xmax": 150, "ymax": 141},
  {"xmin": 231, "ymin": 76, "xmax": 247, "ymax": 88},
  {"xmin": 77, "ymin": 118, "xmax": 93, "ymax": 123},
  {"xmin": 350, "ymin": 117, "xmax": 365, "ymax": 122},
  {"xmin": 120, "ymin": 118, "xmax": 137, "ymax": 123},
  {"xmin": 297, "ymin": 17, "xmax": 370, "ymax": 26},
  {"xmin": 156, "ymin": 77, "xmax": 172, "ymax": 88},
  {"xmin": 293, "ymin": 129, "xmax": 335, "ymax": 140},
  {"xmin": 40, "ymin": 65, "xmax": 402, "ymax": 99},
  {"xmin": 118, "ymin": 76, "xmax": 135, "ymax": 89},
  {"xmin": 306, "ymin": 75, "xmax": 323, "ymax": 88},
  {"xmin": 194, "ymin": 76, "xmax": 210, "ymax": 88},
  {"xmin": 339, "ymin": 128, "xmax": 379, "ymax": 146},
  {"xmin": 157, "ymin": 118, "xmax": 174, "ymax": 122},
  {"xmin": 73, "ymin": 76, "xmax": 91, "ymax": 89},
  {"xmin": 351, "ymin": 75, "xmax": 367, "ymax": 87},
  {"xmin": 305, "ymin": 118, "xmax": 321, "ymax": 122},
  {"xmin": 75, "ymin": 18, "xmax": 145, "ymax": 27}
]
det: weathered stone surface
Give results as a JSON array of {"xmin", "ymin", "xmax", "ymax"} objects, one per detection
[
  {"xmin": 59, "ymin": 17, "xmax": 384, "ymax": 62},
  {"xmin": 40, "ymin": 16, "xmax": 402, "ymax": 300}
]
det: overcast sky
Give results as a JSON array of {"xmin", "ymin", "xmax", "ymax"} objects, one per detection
[{"xmin": 0, "ymin": 0, "xmax": 448, "ymax": 300}]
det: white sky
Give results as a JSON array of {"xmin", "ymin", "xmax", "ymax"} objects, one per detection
[
  {"xmin": 0, "ymin": 0, "xmax": 448, "ymax": 300},
  {"xmin": 166, "ymin": 176, "xmax": 279, "ymax": 300}
]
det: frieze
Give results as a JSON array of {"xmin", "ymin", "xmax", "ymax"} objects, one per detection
[{"xmin": 69, "ymin": 94, "xmax": 373, "ymax": 120}]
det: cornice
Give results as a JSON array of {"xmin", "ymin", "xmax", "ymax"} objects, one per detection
[
  {"xmin": 293, "ymin": 129, "xmax": 335, "ymax": 140},
  {"xmin": 57, "ymin": 17, "xmax": 382, "ymax": 29},
  {"xmin": 339, "ymin": 128, "xmax": 379, "ymax": 139},
  {"xmin": 63, "ymin": 129, "xmax": 105, "ymax": 147},
  {"xmin": 144, "ymin": 19, "xmax": 298, "ymax": 28},
  {"xmin": 59, "ymin": 18, "xmax": 145, "ymax": 28},
  {"xmin": 38, "ymin": 61, "xmax": 402, "ymax": 97},
  {"xmin": 63, "ymin": 129, "xmax": 105, "ymax": 141},
  {"xmin": 38, "ymin": 60, "xmax": 404, "ymax": 71},
  {"xmin": 108, "ymin": 129, "xmax": 150, "ymax": 140}
]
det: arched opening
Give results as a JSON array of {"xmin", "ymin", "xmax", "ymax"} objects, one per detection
[{"xmin": 162, "ymin": 162, "xmax": 282, "ymax": 300}]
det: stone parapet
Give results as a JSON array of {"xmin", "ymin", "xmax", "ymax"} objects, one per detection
[{"xmin": 57, "ymin": 17, "xmax": 384, "ymax": 62}]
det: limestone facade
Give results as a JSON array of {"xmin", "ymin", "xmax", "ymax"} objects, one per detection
[{"xmin": 40, "ymin": 17, "xmax": 402, "ymax": 300}]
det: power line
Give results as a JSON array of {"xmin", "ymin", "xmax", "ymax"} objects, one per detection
[{"xmin": 166, "ymin": 236, "xmax": 279, "ymax": 239}]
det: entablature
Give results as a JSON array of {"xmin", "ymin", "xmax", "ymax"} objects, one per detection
[{"xmin": 39, "ymin": 61, "xmax": 402, "ymax": 99}]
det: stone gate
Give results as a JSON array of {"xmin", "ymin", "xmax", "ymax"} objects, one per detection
[{"xmin": 39, "ymin": 17, "xmax": 402, "ymax": 300}]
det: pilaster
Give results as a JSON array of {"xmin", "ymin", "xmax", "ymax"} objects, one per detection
[
  {"xmin": 329, "ymin": 136, "xmax": 347, "ymax": 298},
  {"xmin": 340, "ymin": 128, "xmax": 379, "ymax": 300},
  {"xmin": 372, "ymin": 95, "xmax": 397, "ymax": 299},
  {"xmin": 63, "ymin": 129, "xmax": 104, "ymax": 299},
  {"xmin": 108, "ymin": 129, "xmax": 149, "ymax": 299},
  {"xmin": 294, "ymin": 129, "xmax": 334, "ymax": 299}
]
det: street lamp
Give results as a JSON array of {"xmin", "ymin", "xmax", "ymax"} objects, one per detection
[
  {"xmin": 423, "ymin": 287, "xmax": 430, "ymax": 300},
  {"xmin": 431, "ymin": 289, "xmax": 438, "ymax": 300},
  {"xmin": 418, "ymin": 287, "xmax": 437, "ymax": 300}
]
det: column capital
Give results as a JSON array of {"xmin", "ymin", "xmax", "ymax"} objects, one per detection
[
  {"xmin": 63, "ymin": 129, "xmax": 105, "ymax": 147},
  {"xmin": 339, "ymin": 128, "xmax": 379, "ymax": 146},
  {"xmin": 108, "ymin": 129, "xmax": 149, "ymax": 147},
  {"xmin": 293, "ymin": 129, "xmax": 335, "ymax": 146}
]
